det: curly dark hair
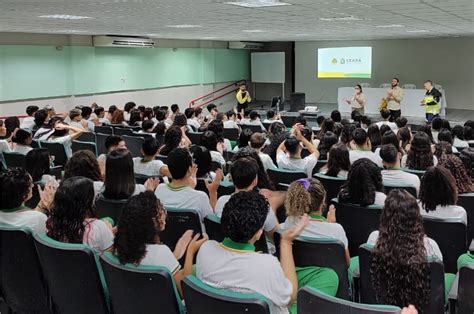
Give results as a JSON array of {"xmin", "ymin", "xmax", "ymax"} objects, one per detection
[
  {"xmin": 325, "ymin": 143, "xmax": 350, "ymax": 177},
  {"xmin": 438, "ymin": 154, "xmax": 473, "ymax": 194},
  {"xmin": 371, "ymin": 189, "xmax": 429, "ymax": 310},
  {"xmin": 233, "ymin": 147, "xmax": 274, "ymax": 190},
  {"xmin": 221, "ymin": 191, "xmax": 269, "ymax": 243},
  {"xmin": 113, "ymin": 191, "xmax": 163, "ymax": 265},
  {"xmin": 405, "ymin": 132, "xmax": 435, "ymax": 170},
  {"xmin": 263, "ymin": 122, "xmax": 288, "ymax": 162},
  {"xmin": 419, "ymin": 166, "xmax": 458, "ymax": 212},
  {"xmin": 318, "ymin": 131, "xmax": 338, "ymax": 160},
  {"xmin": 46, "ymin": 177, "xmax": 95, "ymax": 244},
  {"xmin": 0, "ymin": 168, "xmax": 32, "ymax": 209},
  {"xmin": 160, "ymin": 126, "xmax": 182, "ymax": 156},
  {"xmin": 338, "ymin": 158, "xmax": 383, "ymax": 206},
  {"xmin": 64, "ymin": 150, "xmax": 102, "ymax": 181},
  {"xmin": 398, "ymin": 127, "xmax": 411, "ymax": 152},
  {"xmin": 341, "ymin": 123, "xmax": 358, "ymax": 146},
  {"xmin": 433, "ymin": 141, "xmax": 453, "ymax": 160}
]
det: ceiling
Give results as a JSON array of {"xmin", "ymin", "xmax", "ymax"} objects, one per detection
[{"xmin": 0, "ymin": 0, "xmax": 473, "ymax": 41}]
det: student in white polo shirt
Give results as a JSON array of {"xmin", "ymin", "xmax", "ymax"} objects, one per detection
[
  {"xmin": 133, "ymin": 137, "xmax": 170, "ymax": 178},
  {"xmin": 380, "ymin": 144, "xmax": 420, "ymax": 196},
  {"xmin": 155, "ymin": 148, "xmax": 222, "ymax": 221},
  {"xmin": 375, "ymin": 109, "xmax": 398, "ymax": 131},
  {"xmin": 20, "ymin": 106, "xmax": 39, "ymax": 132},
  {"xmin": 349, "ymin": 128, "xmax": 383, "ymax": 168},
  {"xmin": 419, "ymin": 166, "xmax": 467, "ymax": 224},
  {"xmin": 283, "ymin": 178, "xmax": 350, "ymax": 266},
  {"xmin": 277, "ymin": 125, "xmax": 319, "ymax": 177},
  {"xmin": 97, "ymin": 135, "xmax": 127, "ymax": 165},
  {"xmin": 196, "ymin": 191, "xmax": 339, "ymax": 314},
  {"xmin": 250, "ymin": 132, "xmax": 276, "ymax": 171},
  {"xmin": 215, "ymin": 158, "xmax": 278, "ymax": 238}
]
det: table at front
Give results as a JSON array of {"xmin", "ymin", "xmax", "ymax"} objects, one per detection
[{"xmin": 337, "ymin": 87, "xmax": 447, "ymax": 118}]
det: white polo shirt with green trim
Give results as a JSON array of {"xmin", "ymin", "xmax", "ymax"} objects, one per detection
[
  {"xmin": 197, "ymin": 238, "xmax": 292, "ymax": 314},
  {"xmin": 0, "ymin": 205, "xmax": 47, "ymax": 234},
  {"xmin": 140, "ymin": 244, "xmax": 180, "ymax": 275},
  {"xmin": 133, "ymin": 157, "xmax": 165, "ymax": 176}
]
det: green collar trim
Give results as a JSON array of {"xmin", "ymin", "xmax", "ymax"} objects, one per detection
[
  {"xmin": 355, "ymin": 147, "xmax": 371, "ymax": 152},
  {"xmin": 166, "ymin": 183, "xmax": 189, "ymax": 191},
  {"xmin": 309, "ymin": 213, "xmax": 327, "ymax": 221},
  {"xmin": 221, "ymin": 237, "xmax": 256, "ymax": 252},
  {"xmin": 0, "ymin": 205, "xmax": 29, "ymax": 213},
  {"xmin": 386, "ymin": 166, "xmax": 401, "ymax": 170}
]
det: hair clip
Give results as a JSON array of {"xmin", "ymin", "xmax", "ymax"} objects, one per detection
[{"xmin": 296, "ymin": 178, "xmax": 310, "ymax": 190}]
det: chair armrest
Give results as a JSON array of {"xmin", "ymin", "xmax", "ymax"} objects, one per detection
[
  {"xmin": 448, "ymin": 272, "xmax": 459, "ymax": 301},
  {"xmin": 352, "ymin": 267, "xmax": 360, "ymax": 279},
  {"xmin": 469, "ymin": 239, "xmax": 474, "ymax": 253}
]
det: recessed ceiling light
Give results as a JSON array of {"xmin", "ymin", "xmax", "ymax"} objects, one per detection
[
  {"xmin": 242, "ymin": 29, "xmax": 265, "ymax": 33},
  {"xmin": 50, "ymin": 29, "xmax": 88, "ymax": 33},
  {"xmin": 225, "ymin": 0, "xmax": 291, "ymax": 8},
  {"xmin": 406, "ymin": 29, "xmax": 429, "ymax": 33},
  {"xmin": 39, "ymin": 14, "xmax": 92, "ymax": 20},
  {"xmin": 202, "ymin": 36, "xmax": 219, "ymax": 39},
  {"xmin": 146, "ymin": 34, "xmax": 162, "ymax": 37},
  {"xmin": 375, "ymin": 24, "xmax": 404, "ymax": 28},
  {"xmin": 166, "ymin": 24, "xmax": 202, "ymax": 28},
  {"xmin": 295, "ymin": 33, "xmax": 310, "ymax": 36},
  {"xmin": 320, "ymin": 16, "xmax": 361, "ymax": 21}
]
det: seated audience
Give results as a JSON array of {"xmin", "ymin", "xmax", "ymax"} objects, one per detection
[
  {"xmin": 380, "ymin": 144, "xmax": 420, "ymax": 195},
  {"xmin": 223, "ymin": 111, "xmax": 239, "ymax": 129},
  {"xmin": 185, "ymin": 108, "xmax": 200, "ymax": 131},
  {"xmin": 418, "ymin": 125, "xmax": 435, "ymax": 144},
  {"xmin": 340, "ymin": 123, "xmax": 357, "ymax": 148},
  {"xmin": 123, "ymin": 102, "xmax": 136, "ymax": 122},
  {"xmin": 438, "ymin": 154, "xmax": 474, "ymax": 194},
  {"xmin": 283, "ymin": 178, "xmax": 350, "ymax": 265},
  {"xmin": 25, "ymin": 148, "xmax": 56, "ymax": 183},
  {"xmin": 375, "ymin": 130, "xmax": 404, "ymax": 155},
  {"xmin": 97, "ymin": 135, "xmax": 127, "ymax": 164},
  {"xmin": 242, "ymin": 110, "xmax": 265, "ymax": 131},
  {"xmin": 133, "ymin": 137, "xmax": 170, "ymax": 177},
  {"xmin": 419, "ymin": 166, "xmax": 467, "ymax": 224},
  {"xmin": 250, "ymin": 132, "xmax": 276, "ymax": 171},
  {"xmin": 233, "ymin": 128, "xmax": 253, "ymax": 152},
  {"xmin": 330, "ymin": 110, "xmax": 342, "ymax": 124},
  {"xmin": 139, "ymin": 120, "xmax": 155, "ymax": 134},
  {"xmin": 12, "ymin": 129, "xmax": 33, "ymax": 155},
  {"xmin": 128, "ymin": 110, "xmax": 142, "ymax": 127},
  {"xmin": 155, "ymin": 148, "xmax": 222, "ymax": 220},
  {"xmin": 200, "ymin": 131, "xmax": 226, "ymax": 167},
  {"xmin": 43, "ymin": 119, "xmax": 84, "ymax": 158},
  {"xmin": 277, "ymin": 126, "xmax": 319, "ymax": 177},
  {"xmin": 451, "ymin": 125, "xmax": 468, "ymax": 148},
  {"xmin": 431, "ymin": 117, "xmax": 443, "ymax": 143},
  {"xmin": 233, "ymin": 147, "xmax": 275, "ymax": 191},
  {"xmin": 398, "ymin": 127, "xmax": 412, "ymax": 153},
  {"xmin": 319, "ymin": 143, "xmax": 350, "ymax": 178},
  {"xmin": 360, "ymin": 115, "xmax": 371, "ymax": 131},
  {"xmin": 207, "ymin": 119, "xmax": 232, "ymax": 151},
  {"xmin": 263, "ymin": 122, "xmax": 288, "ymax": 163},
  {"xmin": 402, "ymin": 132, "xmax": 437, "ymax": 170},
  {"xmin": 20, "ymin": 105, "xmax": 39, "ymax": 132},
  {"xmin": 81, "ymin": 107, "xmax": 96, "ymax": 130},
  {"xmin": 46, "ymin": 177, "xmax": 114, "ymax": 253},
  {"xmin": 395, "ymin": 116, "xmax": 408, "ymax": 130},
  {"xmin": 32, "ymin": 109, "xmax": 48, "ymax": 133},
  {"xmin": 114, "ymin": 191, "xmax": 205, "ymax": 295},
  {"xmin": 159, "ymin": 125, "xmax": 191, "ymax": 156},
  {"xmin": 192, "ymin": 145, "xmax": 215, "ymax": 182},
  {"xmin": 464, "ymin": 125, "xmax": 474, "ymax": 144},
  {"xmin": 314, "ymin": 115, "xmax": 325, "ymax": 132},
  {"xmin": 433, "ymin": 141, "xmax": 453, "ymax": 160},
  {"xmin": 263, "ymin": 110, "xmax": 282, "ymax": 124},
  {"xmin": 110, "ymin": 109, "xmax": 126, "ymax": 125},
  {"xmin": 349, "ymin": 128, "xmax": 383, "ymax": 167},
  {"xmin": 95, "ymin": 106, "xmax": 110, "ymax": 125},
  {"xmin": 317, "ymin": 131, "xmax": 338, "ymax": 160},
  {"xmin": 206, "ymin": 104, "xmax": 219, "ymax": 122},
  {"xmin": 63, "ymin": 150, "xmax": 102, "ymax": 183},
  {"xmin": 338, "ymin": 158, "xmax": 386, "ymax": 206},
  {"xmin": 197, "ymin": 191, "xmax": 338, "ymax": 313},
  {"xmin": 316, "ymin": 118, "xmax": 335, "ymax": 140},
  {"xmin": 375, "ymin": 109, "xmax": 397, "ymax": 131}
]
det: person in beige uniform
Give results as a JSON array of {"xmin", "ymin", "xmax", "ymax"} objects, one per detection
[
  {"xmin": 344, "ymin": 84, "xmax": 366, "ymax": 114},
  {"xmin": 383, "ymin": 78, "xmax": 404, "ymax": 122}
]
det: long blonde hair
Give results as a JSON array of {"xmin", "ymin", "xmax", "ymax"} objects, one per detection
[{"xmin": 285, "ymin": 178, "xmax": 326, "ymax": 217}]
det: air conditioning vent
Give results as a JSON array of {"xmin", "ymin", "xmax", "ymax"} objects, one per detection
[
  {"xmin": 228, "ymin": 41, "xmax": 264, "ymax": 50},
  {"xmin": 93, "ymin": 35, "xmax": 155, "ymax": 48}
]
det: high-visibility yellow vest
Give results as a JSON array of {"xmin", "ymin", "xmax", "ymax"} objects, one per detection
[{"xmin": 423, "ymin": 95, "xmax": 440, "ymax": 114}]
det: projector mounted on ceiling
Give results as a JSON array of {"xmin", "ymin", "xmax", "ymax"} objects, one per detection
[
  {"xmin": 229, "ymin": 41, "xmax": 264, "ymax": 50},
  {"xmin": 93, "ymin": 35, "xmax": 155, "ymax": 48}
]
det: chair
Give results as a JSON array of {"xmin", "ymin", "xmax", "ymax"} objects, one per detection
[
  {"xmin": 298, "ymin": 286, "xmax": 400, "ymax": 314},
  {"xmin": 114, "ymin": 127, "xmax": 135, "ymax": 136},
  {"xmin": 379, "ymin": 83, "xmax": 391, "ymax": 89},
  {"xmin": 33, "ymin": 233, "xmax": 110, "ymax": 314},
  {"xmin": 31, "ymin": 140, "xmax": 40, "ymax": 148},
  {"xmin": 0, "ymin": 224, "xmax": 52, "ymax": 313},
  {"xmin": 77, "ymin": 132, "xmax": 96, "ymax": 142},
  {"xmin": 281, "ymin": 115, "xmax": 297, "ymax": 128},
  {"xmin": 187, "ymin": 132, "xmax": 203, "ymax": 145},
  {"xmin": 218, "ymin": 180, "xmax": 235, "ymax": 198},
  {"xmin": 262, "ymin": 122, "xmax": 272, "ymax": 131},
  {"xmin": 156, "ymin": 134, "xmax": 165, "ymax": 147},
  {"xmin": 99, "ymin": 252, "xmax": 184, "ymax": 314},
  {"xmin": 122, "ymin": 135, "xmax": 144, "ymax": 158},
  {"xmin": 360, "ymin": 83, "xmax": 371, "ymax": 88},
  {"xmin": 267, "ymin": 168, "xmax": 307, "ymax": 190},
  {"xmin": 422, "ymin": 217, "xmax": 467, "ymax": 273},
  {"xmin": 241, "ymin": 124, "xmax": 263, "ymax": 134},
  {"xmin": 313, "ymin": 159, "xmax": 327, "ymax": 174},
  {"xmin": 3, "ymin": 151, "xmax": 26, "ymax": 168},
  {"xmin": 96, "ymin": 133, "xmax": 110, "ymax": 155},
  {"xmin": 204, "ymin": 214, "xmax": 268, "ymax": 253},
  {"xmin": 95, "ymin": 125, "xmax": 113, "ymax": 135},
  {"xmin": 274, "ymin": 232, "xmax": 350, "ymax": 299},
  {"xmin": 222, "ymin": 128, "xmax": 239, "ymax": 141},
  {"xmin": 402, "ymin": 84, "xmax": 416, "ymax": 89},
  {"xmin": 95, "ymin": 195, "xmax": 127, "ymax": 224},
  {"xmin": 314, "ymin": 173, "xmax": 346, "ymax": 208},
  {"xmin": 155, "ymin": 154, "xmax": 168, "ymax": 164},
  {"xmin": 457, "ymin": 193, "xmax": 474, "ymax": 242},
  {"xmin": 159, "ymin": 208, "xmax": 202, "ymax": 251},
  {"xmin": 358, "ymin": 244, "xmax": 446, "ymax": 314},
  {"xmin": 40, "ymin": 141, "xmax": 68, "ymax": 166},
  {"xmin": 332, "ymin": 198, "xmax": 382, "ymax": 257},
  {"xmin": 401, "ymin": 168, "xmax": 425, "ymax": 179},
  {"xmin": 458, "ymin": 264, "xmax": 474, "ymax": 314},
  {"xmin": 134, "ymin": 173, "xmax": 162, "ymax": 185},
  {"xmin": 182, "ymin": 275, "xmax": 271, "ymax": 314},
  {"xmin": 383, "ymin": 183, "xmax": 417, "ymax": 198},
  {"xmin": 72, "ymin": 140, "xmax": 98, "ymax": 156}
]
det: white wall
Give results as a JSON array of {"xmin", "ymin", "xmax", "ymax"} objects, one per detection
[
  {"xmin": 295, "ymin": 37, "xmax": 474, "ymax": 110},
  {"xmin": 0, "ymin": 81, "xmax": 237, "ymax": 118}
]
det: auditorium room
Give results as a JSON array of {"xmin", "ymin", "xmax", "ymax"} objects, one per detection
[{"xmin": 1, "ymin": 0, "xmax": 474, "ymax": 313}]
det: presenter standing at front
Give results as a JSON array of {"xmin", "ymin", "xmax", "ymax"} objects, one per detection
[
  {"xmin": 420, "ymin": 80, "xmax": 442, "ymax": 123},
  {"xmin": 383, "ymin": 78, "xmax": 404, "ymax": 121},
  {"xmin": 236, "ymin": 82, "xmax": 251, "ymax": 116},
  {"xmin": 344, "ymin": 84, "xmax": 366, "ymax": 114}
]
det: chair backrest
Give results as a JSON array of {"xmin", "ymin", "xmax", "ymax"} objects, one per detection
[
  {"xmin": 222, "ymin": 128, "xmax": 239, "ymax": 141},
  {"xmin": 401, "ymin": 168, "xmax": 425, "ymax": 179},
  {"xmin": 182, "ymin": 275, "xmax": 271, "ymax": 314},
  {"xmin": 458, "ymin": 193, "xmax": 474, "ymax": 242},
  {"xmin": 99, "ymin": 252, "xmax": 183, "ymax": 314},
  {"xmin": 298, "ymin": 286, "xmax": 400, "ymax": 314},
  {"xmin": 313, "ymin": 159, "xmax": 328, "ymax": 174},
  {"xmin": 332, "ymin": 198, "xmax": 382, "ymax": 257},
  {"xmin": 204, "ymin": 214, "xmax": 268, "ymax": 253},
  {"xmin": 72, "ymin": 140, "xmax": 98, "ymax": 156},
  {"xmin": 262, "ymin": 122, "xmax": 272, "ymax": 131},
  {"xmin": 156, "ymin": 134, "xmax": 165, "ymax": 147},
  {"xmin": 134, "ymin": 173, "xmax": 162, "ymax": 185},
  {"xmin": 274, "ymin": 232, "xmax": 350, "ymax": 299},
  {"xmin": 359, "ymin": 244, "xmax": 446, "ymax": 314},
  {"xmin": 122, "ymin": 135, "xmax": 144, "ymax": 158},
  {"xmin": 77, "ymin": 132, "xmax": 96, "ymax": 143},
  {"xmin": 267, "ymin": 168, "xmax": 307, "ymax": 189},
  {"xmin": 379, "ymin": 83, "xmax": 391, "ymax": 89},
  {"xmin": 0, "ymin": 224, "xmax": 51, "ymax": 313},
  {"xmin": 241, "ymin": 124, "xmax": 262, "ymax": 135},
  {"xmin": 402, "ymin": 84, "xmax": 416, "ymax": 89},
  {"xmin": 40, "ymin": 141, "xmax": 68, "ymax": 166},
  {"xmin": 95, "ymin": 195, "xmax": 128, "ymax": 224},
  {"xmin": 187, "ymin": 132, "xmax": 203, "ymax": 145},
  {"xmin": 33, "ymin": 233, "xmax": 109, "ymax": 314},
  {"xmin": 159, "ymin": 208, "xmax": 202, "ymax": 251},
  {"xmin": 113, "ymin": 127, "xmax": 135, "ymax": 136},
  {"xmin": 458, "ymin": 264, "xmax": 474, "ymax": 314},
  {"xmin": 3, "ymin": 151, "xmax": 26, "ymax": 168},
  {"xmin": 281, "ymin": 115, "xmax": 297, "ymax": 128},
  {"xmin": 95, "ymin": 133, "xmax": 110, "ymax": 155},
  {"xmin": 217, "ymin": 181, "xmax": 235, "ymax": 198},
  {"xmin": 422, "ymin": 216, "xmax": 467, "ymax": 273},
  {"xmin": 383, "ymin": 184, "xmax": 417, "ymax": 198},
  {"xmin": 95, "ymin": 126, "xmax": 113, "ymax": 135},
  {"xmin": 314, "ymin": 173, "xmax": 346, "ymax": 208}
]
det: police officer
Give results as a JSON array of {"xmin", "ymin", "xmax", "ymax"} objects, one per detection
[{"xmin": 420, "ymin": 80, "xmax": 442, "ymax": 123}]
